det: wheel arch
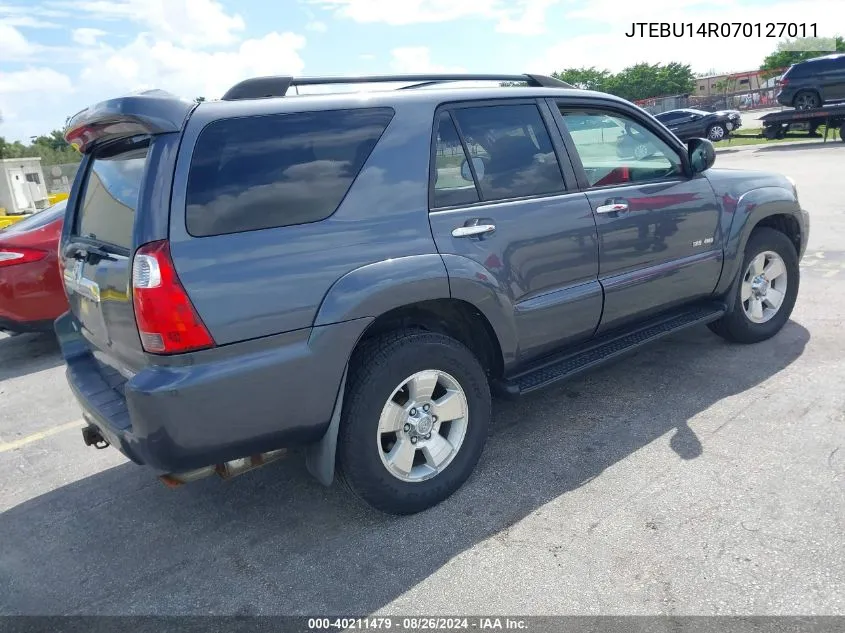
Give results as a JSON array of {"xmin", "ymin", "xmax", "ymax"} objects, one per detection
[
  {"xmin": 715, "ymin": 185, "xmax": 804, "ymax": 299},
  {"xmin": 307, "ymin": 260, "xmax": 511, "ymax": 487}
]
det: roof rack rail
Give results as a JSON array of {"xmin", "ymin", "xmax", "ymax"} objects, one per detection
[{"xmin": 220, "ymin": 73, "xmax": 573, "ymax": 101}]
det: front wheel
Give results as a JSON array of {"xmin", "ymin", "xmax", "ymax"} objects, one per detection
[
  {"xmin": 337, "ymin": 330, "xmax": 491, "ymax": 514},
  {"xmin": 707, "ymin": 123, "xmax": 727, "ymax": 142},
  {"xmin": 708, "ymin": 227, "xmax": 799, "ymax": 344}
]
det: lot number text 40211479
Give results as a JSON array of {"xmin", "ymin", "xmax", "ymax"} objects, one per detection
[{"xmin": 625, "ymin": 22, "xmax": 818, "ymax": 38}]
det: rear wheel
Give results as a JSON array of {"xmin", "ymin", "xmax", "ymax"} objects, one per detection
[
  {"xmin": 794, "ymin": 90, "xmax": 820, "ymax": 110},
  {"xmin": 708, "ymin": 228, "xmax": 799, "ymax": 344},
  {"xmin": 337, "ymin": 330, "xmax": 491, "ymax": 515}
]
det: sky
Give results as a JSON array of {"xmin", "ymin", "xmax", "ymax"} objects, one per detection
[{"xmin": 0, "ymin": 0, "xmax": 842, "ymax": 142}]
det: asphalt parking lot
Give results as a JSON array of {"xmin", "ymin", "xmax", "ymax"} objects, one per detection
[{"xmin": 1, "ymin": 143, "xmax": 844, "ymax": 616}]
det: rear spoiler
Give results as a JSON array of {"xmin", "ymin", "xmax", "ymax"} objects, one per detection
[{"xmin": 64, "ymin": 90, "xmax": 196, "ymax": 154}]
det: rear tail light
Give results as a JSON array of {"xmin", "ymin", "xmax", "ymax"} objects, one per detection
[
  {"xmin": 131, "ymin": 240, "xmax": 214, "ymax": 354},
  {"xmin": 0, "ymin": 247, "xmax": 47, "ymax": 267}
]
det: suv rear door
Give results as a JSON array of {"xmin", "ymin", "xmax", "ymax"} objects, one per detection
[
  {"xmin": 427, "ymin": 99, "xmax": 601, "ymax": 364},
  {"xmin": 60, "ymin": 93, "xmax": 191, "ymax": 376},
  {"xmin": 61, "ymin": 137, "xmax": 151, "ymax": 374}
]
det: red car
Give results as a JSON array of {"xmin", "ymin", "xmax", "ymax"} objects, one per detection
[{"xmin": 0, "ymin": 201, "xmax": 68, "ymax": 334}]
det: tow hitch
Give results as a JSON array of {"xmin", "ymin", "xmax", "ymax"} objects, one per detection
[{"xmin": 81, "ymin": 426, "xmax": 109, "ymax": 449}]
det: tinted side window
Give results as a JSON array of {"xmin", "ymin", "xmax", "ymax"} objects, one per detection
[
  {"xmin": 432, "ymin": 112, "xmax": 480, "ymax": 209},
  {"xmin": 450, "ymin": 104, "xmax": 565, "ymax": 202},
  {"xmin": 186, "ymin": 108, "xmax": 394, "ymax": 237},
  {"xmin": 656, "ymin": 112, "xmax": 681, "ymax": 122},
  {"xmin": 76, "ymin": 142, "xmax": 149, "ymax": 249},
  {"xmin": 785, "ymin": 63, "xmax": 809, "ymax": 78},
  {"xmin": 559, "ymin": 109, "xmax": 683, "ymax": 187}
]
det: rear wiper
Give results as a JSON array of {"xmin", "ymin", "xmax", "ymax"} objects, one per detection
[{"xmin": 64, "ymin": 243, "xmax": 118, "ymax": 264}]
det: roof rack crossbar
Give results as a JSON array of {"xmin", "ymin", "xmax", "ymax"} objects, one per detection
[{"xmin": 221, "ymin": 73, "xmax": 573, "ymax": 101}]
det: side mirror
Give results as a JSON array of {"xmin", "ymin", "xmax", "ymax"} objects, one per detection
[
  {"xmin": 687, "ymin": 138, "xmax": 716, "ymax": 174},
  {"xmin": 460, "ymin": 156, "xmax": 486, "ymax": 181}
]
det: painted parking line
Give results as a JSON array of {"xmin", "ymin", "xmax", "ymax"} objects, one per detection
[{"xmin": 0, "ymin": 419, "xmax": 85, "ymax": 453}]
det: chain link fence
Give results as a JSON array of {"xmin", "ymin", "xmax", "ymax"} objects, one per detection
[{"xmin": 637, "ymin": 87, "xmax": 782, "ymax": 115}]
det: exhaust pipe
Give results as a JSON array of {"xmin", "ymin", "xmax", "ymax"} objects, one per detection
[{"xmin": 159, "ymin": 449, "xmax": 288, "ymax": 488}]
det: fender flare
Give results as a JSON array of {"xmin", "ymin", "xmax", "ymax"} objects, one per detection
[
  {"xmin": 439, "ymin": 253, "xmax": 519, "ymax": 368},
  {"xmin": 312, "ymin": 254, "xmax": 450, "ymax": 327},
  {"xmin": 715, "ymin": 186, "xmax": 802, "ymax": 298}
]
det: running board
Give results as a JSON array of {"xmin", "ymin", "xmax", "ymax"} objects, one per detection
[{"xmin": 494, "ymin": 304, "xmax": 726, "ymax": 398}]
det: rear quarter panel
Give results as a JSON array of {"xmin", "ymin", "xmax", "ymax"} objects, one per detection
[{"xmin": 168, "ymin": 100, "xmax": 444, "ymax": 345}]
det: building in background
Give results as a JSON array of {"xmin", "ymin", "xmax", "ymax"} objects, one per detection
[
  {"xmin": 0, "ymin": 157, "xmax": 49, "ymax": 215},
  {"xmin": 695, "ymin": 70, "xmax": 770, "ymax": 96},
  {"xmin": 638, "ymin": 68, "xmax": 786, "ymax": 114}
]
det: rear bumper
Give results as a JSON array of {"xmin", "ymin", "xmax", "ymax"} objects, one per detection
[
  {"xmin": 58, "ymin": 313, "xmax": 371, "ymax": 473},
  {"xmin": 776, "ymin": 89, "xmax": 796, "ymax": 107}
]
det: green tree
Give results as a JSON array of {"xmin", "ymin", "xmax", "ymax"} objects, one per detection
[
  {"xmin": 606, "ymin": 62, "xmax": 696, "ymax": 101},
  {"xmin": 551, "ymin": 67, "xmax": 611, "ymax": 91},
  {"xmin": 760, "ymin": 36, "xmax": 845, "ymax": 78},
  {"xmin": 0, "ymin": 132, "xmax": 80, "ymax": 166},
  {"xmin": 550, "ymin": 62, "xmax": 695, "ymax": 101}
]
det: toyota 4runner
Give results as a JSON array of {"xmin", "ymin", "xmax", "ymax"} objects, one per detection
[{"xmin": 58, "ymin": 73, "xmax": 809, "ymax": 514}]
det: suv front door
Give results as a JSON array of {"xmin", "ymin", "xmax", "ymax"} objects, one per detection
[
  {"xmin": 551, "ymin": 101, "xmax": 722, "ymax": 334},
  {"xmin": 428, "ymin": 100, "xmax": 601, "ymax": 365}
]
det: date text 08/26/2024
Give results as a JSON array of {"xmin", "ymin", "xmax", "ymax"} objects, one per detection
[{"xmin": 625, "ymin": 22, "xmax": 819, "ymax": 38}]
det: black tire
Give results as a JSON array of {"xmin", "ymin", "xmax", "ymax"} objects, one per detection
[
  {"xmin": 337, "ymin": 330, "xmax": 491, "ymax": 515},
  {"xmin": 708, "ymin": 227, "xmax": 799, "ymax": 344},
  {"xmin": 793, "ymin": 90, "xmax": 820, "ymax": 110},
  {"xmin": 707, "ymin": 123, "xmax": 727, "ymax": 142},
  {"xmin": 839, "ymin": 126, "xmax": 844, "ymax": 142}
]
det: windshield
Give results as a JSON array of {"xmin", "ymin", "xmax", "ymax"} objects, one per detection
[{"xmin": 0, "ymin": 200, "xmax": 66, "ymax": 234}]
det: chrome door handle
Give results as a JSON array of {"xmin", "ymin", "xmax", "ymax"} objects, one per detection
[
  {"xmin": 596, "ymin": 203, "xmax": 629, "ymax": 214},
  {"xmin": 452, "ymin": 224, "xmax": 496, "ymax": 238}
]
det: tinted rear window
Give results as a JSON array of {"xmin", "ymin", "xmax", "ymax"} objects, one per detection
[
  {"xmin": 185, "ymin": 108, "xmax": 394, "ymax": 237},
  {"xmin": 76, "ymin": 141, "xmax": 149, "ymax": 250}
]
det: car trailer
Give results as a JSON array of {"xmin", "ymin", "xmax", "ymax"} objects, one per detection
[{"xmin": 730, "ymin": 103, "xmax": 845, "ymax": 143}]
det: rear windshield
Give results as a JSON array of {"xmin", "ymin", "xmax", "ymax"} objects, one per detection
[
  {"xmin": 75, "ymin": 140, "xmax": 149, "ymax": 250},
  {"xmin": 185, "ymin": 107, "xmax": 394, "ymax": 237}
]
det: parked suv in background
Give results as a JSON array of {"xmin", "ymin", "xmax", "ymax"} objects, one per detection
[
  {"xmin": 777, "ymin": 53, "xmax": 845, "ymax": 109},
  {"xmin": 59, "ymin": 74, "xmax": 809, "ymax": 514}
]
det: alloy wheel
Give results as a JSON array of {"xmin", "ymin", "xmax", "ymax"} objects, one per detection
[
  {"xmin": 376, "ymin": 370, "xmax": 469, "ymax": 483},
  {"xmin": 741, "ymin": 250, "xmax": 788, "ymax": 324},
  {"xmin": 708, "ymin": 125, "xmax": 726, "ymax": 141}
]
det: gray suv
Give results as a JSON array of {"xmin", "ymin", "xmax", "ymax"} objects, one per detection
[
  {"xmin": 776, "ymin": 53, "xmax": 845, "ymax": 109},
  {"xmin": 58, "ymin": 73, "xmax": 809, "ymax": 514}
]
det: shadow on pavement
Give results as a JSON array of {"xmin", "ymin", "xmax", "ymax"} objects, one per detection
[
  {"xmin": 0, "ymin": 332, "xmax": 62, "ymax": 382},
  {"xmin": 0, "ymin": 322, "xmax": 810, "ymax": 615}
]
